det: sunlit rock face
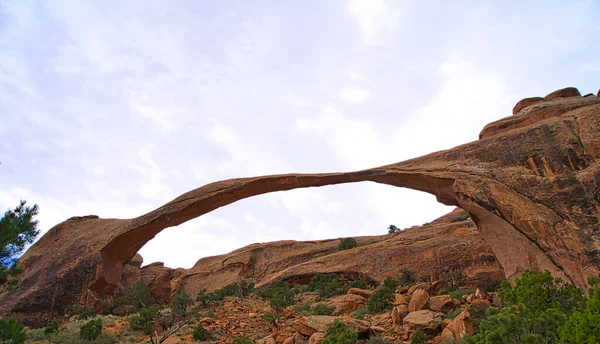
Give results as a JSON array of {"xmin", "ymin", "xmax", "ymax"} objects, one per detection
[{"xmin": 2, "ymin": 87, "xmax": 599, "ymax": 327}]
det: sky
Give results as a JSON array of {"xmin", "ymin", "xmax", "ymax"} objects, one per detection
[{"xmin": 1, "ymin": 0, "xmax": 599, "ymax": 269}]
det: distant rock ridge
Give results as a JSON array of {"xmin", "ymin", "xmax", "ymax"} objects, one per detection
[{"xmin": 2, "ymin": 86, "xmax": 599, "ymax": 327}]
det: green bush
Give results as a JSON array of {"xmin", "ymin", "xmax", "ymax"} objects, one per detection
[
  {"xmin": 196, "ymin": 289, "xmax": 212, "ymax": 307},
  {"xmin": 192, "ymin": 323, "xmax": 211, "ymax": 341},
  {"xmin": 79, "ymin": 319, "xmax": 103, "ymax": 341},
  {"xmin": 367, "ymin": 335, "xmax": 391, "ymax": 343},
  {"xmin": 322, "ymin": 319, "xmax": 358, "ymax": 344},
  {"xmin": 268, "ymin": 281, "xmax": 295, "ymax": 312},
  {"xmin": 338, "ymin": 238, "xmax": 358, "ymax": 251},
  {"xmin": 500, "ymin": 271, "xmax": 583, "ymax": 315},
  {"xmin": 113, "ymin": 282, "xmax": 152, "ymax": 312},
  {"xmin": 291, "ymin": 284, "xmax": 310, "ymax": 294},
  {"xmin": 170, "ymin": 290, "xmax": 193, "ymax": 316},
  {"xmin": 44, "ymin": 319, "xmax": 60, "ymax": 336},
  {"xmin": 311, "ymin": 304, "xmax": 336, "ymax": 316},
  {"xmin": 398, "ymin": 268, "xmax": 416, "ymax": 287},
  {"xmin": 233, "ymin": 335, "xmax": 256, "ymax": 344},
  {"xmin": 51, "ymin": 331, "xmax": 118, "ymax": 344},
  {"xmin": 308, "ymin": 274, "xmax": 348, "ymax": 299},
  {"xmin": 129, "ymin": 305, "xmax": 159, "ymax": 335},
  {"xmin": 73, "ymin": 305, "xmax": 96, "ymax": 320},
  {"xmin": 468, "ymin": 270, "xmax": 583, "ymax": 344},
  {"xmin": 441, "ymin": 269, "xmax": 467, "ymax": 291},
  {"xmin": 479, "ymin": 281, "xmax": 501, "ymax": 293},
  {"xmin": 352, "ymin": 306, "xmax": 369, "ymax": 319},
  {"xmin": 368, "ymin": 286, "xmax": 394, "ymax": 313},
  {"xmin": 445, "ymin": 307, "xmax": 463, "ymax": 320},
  {"xmin": 0, "ymin": 318, "xmax": 26, "ymax": 343},
  {"xmin": 197, "ymin": 280, "xmax": 255, "ymax": 304},
  {"xmin": 262, "ymin": 312, "xmax": 277, "ymax": 326},
  {"xmin": 558, "ymin": 286, "xmax": 600, "ymax": 343},
  {"xmin": 448, "ymin": 288, "xmax": 474, "ymax": 301},
  {"xmin": 383, "ymin": 277, "xmax": 399, "ymax": 290},
  {"xmin": 348, "ymin": 279, "xmax": 369, "ymax": 289},
  {"xmin": 411, "ymin": 329, "xmax": 429, "ymax": 344},
  {"xmin": 292, "ymin": 302, "xmax": 312, "ymax": 315},
  {"xmin": 450, "ymin": 213, "xmax": 470, "ymax": 222}
]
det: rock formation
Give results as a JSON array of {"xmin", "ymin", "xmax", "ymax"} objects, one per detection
[{"xmin": 1, "ymin": 87, "xmax": 599, "ymax": 327}]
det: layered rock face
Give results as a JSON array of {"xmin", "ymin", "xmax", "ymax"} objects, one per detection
[
  {"xmin": 173, "ymin": 208, "xmax": 503, "ymax": 298},
  {"xmin": 116, "ymin": 208, "xmax": 502, "ymax": 308},
  {"xmin": 1, "ymin": 87, "xmax": 599, "ymax": 326}
]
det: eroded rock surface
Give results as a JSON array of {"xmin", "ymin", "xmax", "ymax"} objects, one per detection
[{"xmin": 2, "ymin": 87, "xmax": 600, "ymax": 327}]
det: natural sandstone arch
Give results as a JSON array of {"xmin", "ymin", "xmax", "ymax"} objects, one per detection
[{"xmin": 2, "ymin": 89, "xmax": 599, "ymax": 326}]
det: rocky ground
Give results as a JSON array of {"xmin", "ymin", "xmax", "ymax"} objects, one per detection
[{"xmin": 23, "ymin": 277, "xmax": 500, "ymax": 344}]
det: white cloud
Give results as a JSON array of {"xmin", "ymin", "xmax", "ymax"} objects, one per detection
[
  {"xmin": 347, "ymin": 0, "xmax": 401, "ymax": 45},
  {"xmin": 340, "ymin": 86, "xmax": 370, "ymax": 104},
  {"xmin": 207, "ymin": 121, "xmax": 289, "ymax": 176},
  {"xmin": 129, "ymin": 99, "xmax": 182, "ymax": 134}
]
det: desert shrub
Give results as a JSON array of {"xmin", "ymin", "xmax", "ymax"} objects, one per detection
[
  {"xmin": 338, "ymin": 238, "xmax": 357, "ymax": 251},
  {"xmin": 233, "ymin": 335, "xmax": 256, "ymax": 344},
  {"xmin": 441, "ymin": 269, "xmax": 467, "ymax": 291},
  {"xmin": 450, "ymin": 213, "xmax": 470, "ymax": 222},
  {"xmin": 199, "ymin": 280, "xmax": 254, "ymax": 304},
  {"xmin": 44, "ymin": 319, "xmax": 60, "ymax": 336},
  {"xmin": 170, "ymin": 290, "xmax": 193, "ymax": 316},
  {"xmin": 196, "ymin": 289, "xmax": 213, "ymax": 307},
  {"xmin": 348, "ymin": 279, "xmax": 369, "ymax": 289},
  {"xmin": 73, "ymin": 305, "xmax": 96, "ymax": 320},
  {"xmin": 479, "ymin": 281, "xmax": 502, "ymax": 293},
  {"xmin": 201, "ymin": 310, "xmax": 216, "ymax": 319},
  {"xmin": 311, "ymin": 304, "xmax": 336, "ymax": 316},
  {"xmin": 192, "ymin": 323, "xmax": 211, "ymax": 341},
  {"xmin": 383, "ymin": 277, "xmax": 399, "ymax": 290},
  {"xmin": 367, "ymin": 335, "xmax": 391, "ymax": 343},
  {"xmin": 291, "ymin": 284, "xmax": 310, "ymax": 294},
  {"xmin": 322, "ymin": 319, "xmax": 357, "ymax": 344},
  {"xmin": 26, "ymin": 327, "xmax": 47, "ymax": 341},
  {"xmin": 0, "ymin": 317, "xmax": 26, "ymax": 343},
  {"xmin": 410, "ymin": 329, "xmax": 429, "ymax": 344},
  {"xmin": 353, "ymin": 306, "xmax": 369, "ymax": 319},
  {"xmin": 308, "ymin": 273, "xmax": 348, "ymax": 299},
  {"xmin": 292, "ymin": 302, "xmax": 312, "ymax": 315},
  {"xmin": 468, "ymin": 270, "xmax": 583, "ymax": 344},
  {"xmin": 129, "ymin": 305, "xmax": 159, "ymax": 335},
  {"xmin": 558, "ymin": 285, "xmax": 600, "ymax": 343},
  {"xmin": 368, "ymin": 286, "xmax": 394, "ymax": 313},
  {"xmin": 500, "ymin": 271, "xmax": 582, "ymax": 315},
  {"xmin": 237, "ymin": 279, "xmax": 255, "ymax": 299},
  {"xmin": 113, "ymin": 282, "xmax": 152, "ymax": 311},
  {"xmin": 269, "ymin": 281, "xmax": 295, "ymax": 312},
  {"xmin": 262, "ymin": 312, "xmax": 277, "ymax": 326},
  {"xmin": 79, "ymin": 319, "xmax": 103, "ymax": 341},
  {"xmin": 398, "ymin": 268, "xmax": 416, "ymax": 287},
  {"xmin": 445, "ymin": 307, "xmax": 463, "ymax": 320},
  {"xmin": 449, "ymin": 288, "xmax": 474, "ymax": 301},
  {"xmin": 52, "ymin": 331, "xmax": 117, "ymax": 344}
]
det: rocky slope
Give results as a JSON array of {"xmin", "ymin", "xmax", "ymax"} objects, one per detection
[
  {"xmin": 2, "ymin": 87, "xmax": 600, "ymax": 327},
  {"xmin": 121, "ymin": 208, "xmax": 503, "ymax": 304},
  {"xmin": 23, "ymin": 276, "xmax": 500, "ymax": 344}
]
